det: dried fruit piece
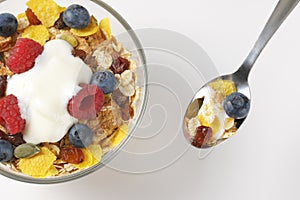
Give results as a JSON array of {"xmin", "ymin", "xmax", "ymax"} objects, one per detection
[
  {"xmin": 99, "ymin": 17, "xmax": 111, "ymax": 38},
  {"xmin": 57, "ymin": 34, "xmax": 78, "ymax": 47},
  {"xmin": 110, "ymin": 124, "xmax": 128, "ymax": 147},
  {"xmin": 0, "ymin": 94, "xmax": 26, "ymax": 135},
  {"xmin": 14, "ymin": 143, "xmax": 40, "ymax": 158},
  {"xmin": 59, "ymin": 146, "xmax": 84, "ymax": 164},
  {"xmin": 22, "ymin": 25, "xmax": 50, "ymax": 45},
  {"xmin": 110, "ymin": 56, "xmax": 130, "ymax": 74},
  {"xmin": 112, "ymin": 89, "xmax": 129, "ymax": 107},
  {"xmin": 0, "ymin": 131, "xmax": 25, "ymax": 146},
  {"xmin": 68, "ymin": 85, "xmax": 105, "ymax": 120},
  {"xmin": 18, "ymin": 147, "xmax": 58, "ymax": 178},
  {"xmin": 26, "ymin": 0, "xmax": 65, "ymax": 27},
  {"xmin": 54, "ymin": 13, "xmax": 68, "ymax": 29},
  {"xmin": 72, "ymin": 49, "xmax": 86, "ymax": 60},
  {"xmin": 0, "ymin": 75, "xmax": 7, "ymax": 97},
  {"xmin": 191, "ymin": 126, "xmax": 212, "ymax": 148},
  {"xmin": 6, "ymin": 38, "xmax": 43, "ymax": 74},
  {"xmin": 209, "ymin": 79, "xmax": 236, "ymax": 97},
  {"xmin": 70, "ymin": 16, "xmax": 99, "ymax": 37},
  {"xmin": 25, "ymin": 8, "xmax": 41, "ymax": 25}
]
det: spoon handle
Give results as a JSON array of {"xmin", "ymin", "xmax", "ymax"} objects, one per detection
[{"xmin": 237, "ymin": 0, "xmax": 300, "ymax": 77}]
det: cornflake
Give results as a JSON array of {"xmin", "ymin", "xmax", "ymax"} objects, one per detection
[
  {"xmin": 18, "ymin": 147, "xmax": 58, "ymax": 178},
  {"xmin": 26, "ymin": 0, "xmax": 65, "ymax": 27},
  {"xmin": 22, "ymin": 25, "xmax": 50, "ymax": 45},
  {"xmin": 71, "ymin": 16, "xmax": 99, "ymax": 37}
]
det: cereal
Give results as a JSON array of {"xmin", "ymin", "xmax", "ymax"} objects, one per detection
[
  {"xmin": 199, "ymin": 114, "xmax": 220, "ymax": 135},
  {"xmin": 0, "ymin": 36, "xmax": 13, "ymax": 52},
  {"xmin": 119, "ymin": 70, "xmax": 135, "ymax": 97},
  {"xmin": 73, "ymin": 148, "xmax": 96, "ymax": 170},
  {"xmin": 223, "ymin": 118, "xmax": 235, "ymax": 130},
  {"xmin": 86, "ymin": 144, "xmax": 102, "ymax": 162},
  {"xmin": 71, "ymin": 16, "xmax": 99, "ymax": 37},
  {"xmin": 0, "ymin": 0, "xmax": 138, "ymax": 179},
  {"xmin": 26, "ymin": 0, "xmax": 64, "ymax": 27},
  {"xmin": 209, "ymin": 79, "xmax": 236, "ymax": 97},
  {"xmin": 18, "ymin": 147, "xmax": 58, "ymax": 178},
  {"xmin": 99, "ymin": 17, "xmax": 112, "ymax": 39},
  {"xmin": 110, "ymin": 124, "xmax": 128, "ymax": 147},
  {"xmin": 22, "ymin": 25, "xmax": 50, "ymax": 45}
]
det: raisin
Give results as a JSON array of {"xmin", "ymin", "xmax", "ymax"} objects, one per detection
[
  {"xmin": 110, "ymin": 55, "xmax": 130, "ymax": 74},
  {"xmin": 192, "ymin": 126, "xmax": 212, "ymax": 148},
  {"xmin": 0, "ymin": 75, "xmax": 7, "ymax": 98},
  {"xmin": 59, "ymin": 146, "xmax": 84, "ymax": 164},
  {"xmin": 54, "ymin": 13, "xmax": 68, "ymax": 30},
  {"xmin": 0, "ymin": 52, "xmax": 4, "ymax": 64},
  {"xmin": 112, "ymin": 89, "xmax": 129, "ymax": 107},
  {"xmin": 72, "ymin": 49, "xmax": 87, "ymax": 60},
  {"xmin": 25, "ymin": 8, "xmax": 41, "ymax": 25},
  {"xmin": 0, "ymin": 131, "xmax": 25, "ymax": 146}
]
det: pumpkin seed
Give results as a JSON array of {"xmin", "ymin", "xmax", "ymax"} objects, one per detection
[
  {"xmin": 56, "ymin": 34, "xmax": 78, "ymax": 48},
  {"xmin": 14, "ymin": 143, "xmax": 40, "ymax": 158}
]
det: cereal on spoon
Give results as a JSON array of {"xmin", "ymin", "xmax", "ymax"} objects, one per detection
[{"xmin": 0, "ymin": 0, "xmax": 138, "ymax": 178}]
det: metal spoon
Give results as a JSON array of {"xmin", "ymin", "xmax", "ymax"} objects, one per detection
[{"xmin": 183, "ymin": 0, "xmax": 300, "ymax": 148}]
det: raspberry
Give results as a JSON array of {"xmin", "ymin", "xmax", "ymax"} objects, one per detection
[
  {"xmin": 6, "ymin": 38, "xmax": 43, "ymax": 74},
  {"xmin": 0, "ymin": 94, "xmax": 26, "ymax": 135},
  {"xmin": 68, "ymin": 84, "xmax": 104, "ymax": 120}
]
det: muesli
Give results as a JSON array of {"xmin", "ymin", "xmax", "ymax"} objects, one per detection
[{"xmin": 0, "ymin": 0, "xmax": 138, "ymax": 178}]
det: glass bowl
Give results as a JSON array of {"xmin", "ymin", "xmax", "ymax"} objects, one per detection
[{"xmin": 0, "ymin": 0, "xmax": 147, "ymax": 184}]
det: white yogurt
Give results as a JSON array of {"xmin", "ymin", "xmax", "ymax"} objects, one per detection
[{"xmin": 6, "ymin": 39, "xmax": 92, "ymax": 144}]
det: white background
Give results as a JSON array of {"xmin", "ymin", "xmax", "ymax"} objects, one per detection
[{"xmin": 1, "ymin": 0, "xmax": 300, "ymax": 199}]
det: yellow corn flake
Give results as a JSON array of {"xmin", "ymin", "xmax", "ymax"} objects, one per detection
[
  {"xmin": 99, "ymin": 17, "xmax": 111, "ymax": 38},
  {"xmin": 73, "ymin": 148, "xmax": 95, "ymax": 170},
  {"xmin": 209, "ymin": 79, "xmax": 236, "ymax": 97},
  {"xmin": 26, "ymin": 0, "xmax": 65, "ymax": 27},
  {"xmin": 18, "ymin": 147, "xmax": 58, "ymax": 178},
  {"xmin": 17, "ymin": 13, "xmax": 26, "ymax": 20},
  {"xmin": 71, "ymin": 16, "xmax": 99, "ymax": 37},
  {"xmin": 199, "ymin": 114, "xmax": 220, "ymax": 135},
  {"xmin": 86, "ymin": 144, "xmax": 102, "ymax": 162},
  {"xmin": 110, "ymin": 124, "xmax": 128, "ymax": 148},
  {"xmin": 224, "ymin": 118, "xmax": 235, "ymax": 130},
  {"xmin": 22, "ymin": 25, "xmax": 50, "ymax": 45}
]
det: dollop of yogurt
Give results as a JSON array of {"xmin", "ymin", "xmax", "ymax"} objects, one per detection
[{"xmin": 6, "ymin": 39, "xmax": 92, "ymax": 144}]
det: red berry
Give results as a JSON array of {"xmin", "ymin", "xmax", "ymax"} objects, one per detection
[
  {"xmin": 6, "ymin": 38, "xmax": 43, "ymax": 74},
  {"xmin": 0, "ymin": 94, "xmax": 26, "ymax": 135},
  {"xmin": 68, "ymin": 84, "xmax": 104, "ymax": 120},
  {"xmin": 192, "ymin": 126, "xmax": 212, "ymax": 148}
]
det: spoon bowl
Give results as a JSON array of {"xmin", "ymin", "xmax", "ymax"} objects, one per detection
[{"xmin": 184, "ymin": 0, "xmax": 300, "ymax": 149}]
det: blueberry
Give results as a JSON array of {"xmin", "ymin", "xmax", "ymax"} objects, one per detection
[
  {"xmin": 90, "ymin": 71, "xmax": 117, "ymax": 94},
  {"xmin": 0, "ymin": 13, "xmax": 18, "ymax": 37},
  {"xmin": 69, "ymin": 124, "xmax": 92, "ymax": 148},
  {"xmin": 223, "ymin": 92, "xmax": 250, "ymax": 119},
  {"xmin": 0, "ymin": 140, "xmax": 13, "ymax": 162},
  {"xmin": 63, "ymin": 4, "xmax": 90, "ymax": 29}
]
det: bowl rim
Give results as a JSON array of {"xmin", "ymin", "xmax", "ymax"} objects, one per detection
[{"xmin": 0, "ymin": 0, "xmax": 148, "ymax": 184}]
